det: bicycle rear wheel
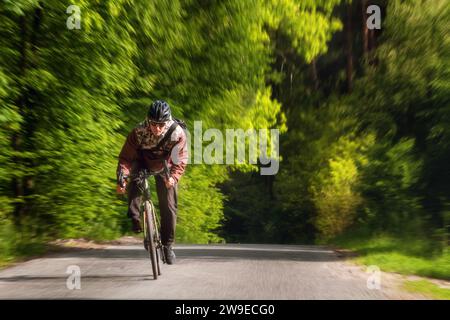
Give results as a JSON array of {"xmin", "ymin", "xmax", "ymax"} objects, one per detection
[{"xmin": 144, "ymin": 201, "xmax": 159, "ymax": 279}]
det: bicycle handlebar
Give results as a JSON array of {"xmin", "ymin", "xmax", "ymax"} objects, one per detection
[{"xmin": 125, "ymin": 160, "xmax": 171, "ymax": 182}]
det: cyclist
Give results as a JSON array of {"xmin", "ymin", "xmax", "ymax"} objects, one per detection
[{"xmin": 116, "ymin": 100, "xmax": 188, "ymax": 265}]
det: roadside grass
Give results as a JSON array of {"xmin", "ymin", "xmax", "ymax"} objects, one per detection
[
  {"xmin": 331, "ymin": 232, "xmax": 450, "ymax": 299},
  {"xmin": 331, "ymin": 233, "xmax": 450, "ymax": 281},
  {"xmin": 0, "ymin": 215, "xmax": 130, "ymax": 269},
  {"xmin": 0, "ymin": 239, "xmax": 48, "ymax": 269},
  {"xmin": 403, "ymin": 280, "xmax": 450, "ymax": 300}
]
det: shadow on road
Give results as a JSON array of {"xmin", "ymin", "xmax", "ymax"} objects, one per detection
[
  {"xmin": 0, "ymin": 274, "xmax": 156, "ymax": 282},
  {"xmin": 175, "ymin": 247, "xmax": 339, "ymax": 262},
  {"xmin": 34, "ymin": 244, "xmax": 340, "ymax": 262}
]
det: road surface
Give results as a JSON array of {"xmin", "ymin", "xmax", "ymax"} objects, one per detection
[{"xmin": 0, "ymin": 241, "xmax": 407, "ymax": 299}]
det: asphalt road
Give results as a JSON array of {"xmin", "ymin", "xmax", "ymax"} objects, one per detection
[{"xmin": 0, "ymin": 242, "xmax": 394, "ymax": 299}]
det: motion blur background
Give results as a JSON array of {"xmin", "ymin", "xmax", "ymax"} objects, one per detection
[{"xmin": 0, "ymin": 0, "xmax": 448, "ymax": 280}]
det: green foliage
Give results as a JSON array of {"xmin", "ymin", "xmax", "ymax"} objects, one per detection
[
  {"xmin": 333, "ymin": 233, "xmax": 450, "ymax": 281},
  {"xmin": 222, "ymin": 0, "xmax": 449, "ymax": 259},
  {"xmin": 176, "ymin": 165, "xmax": 226, "ymax": 244},
  {"xmin": 356, "ymin": 139, "xmax": 424, "ymax": 234},
  {"xmin": 404, "ymin": 280, "xmax": 450, "ymax": 300},
  {"xmin": 312, "ymin": 134, "xmax": 373, "ymax": 241},
  {"xmin": 0, "ymin": 0, "xmax": 143, "ymax": 251},
  {"xmin": 220, "ymin": 170, "xmax": 284, "ymax": 243},
  {"xmin": 264, "ymin": 0, "xmax": 342, "ymax": 62},
  {"xmin": 350, "ymin": 0, "xmax": 449, "ymax": 245}
]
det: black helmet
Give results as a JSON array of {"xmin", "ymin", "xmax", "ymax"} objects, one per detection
[{"xmin": 147, "ymin": 100, "xmax": 171, "ymax": 123}]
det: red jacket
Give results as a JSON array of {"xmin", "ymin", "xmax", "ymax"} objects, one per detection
[{"xmin": 117, "ymin": 120, "xmax": 188, "ymax": 183}]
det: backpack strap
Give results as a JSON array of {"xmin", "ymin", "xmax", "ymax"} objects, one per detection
[{"xmin": 153, "ymin": 121, "xmax": 179, "ymax": 151}]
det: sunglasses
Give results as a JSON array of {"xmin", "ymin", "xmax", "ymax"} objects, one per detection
[{"xmin": 149, "ymin": 121, "xmax": 166, "ymax": 128}]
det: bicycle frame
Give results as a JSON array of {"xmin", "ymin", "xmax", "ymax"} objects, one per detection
[{"xmin": 138, "ymin": 175, "xmax": 164, "ymax": 260}]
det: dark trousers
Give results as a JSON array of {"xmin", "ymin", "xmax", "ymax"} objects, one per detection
[{"xmin": 127, "ymin": 174, "xmax": 178, "ymax": 246}]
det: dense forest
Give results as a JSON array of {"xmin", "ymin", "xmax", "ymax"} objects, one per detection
[{"xmin": 0, "ymin": 0, "xmax": 448, "ymax": 272}]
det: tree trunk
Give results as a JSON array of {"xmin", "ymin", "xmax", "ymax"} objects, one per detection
[
  {"xmin": 311, "ymin": 58, "xmax": 319, "ymax": 91},
  {"xmin": 362, "ymin": 0, "xmax": 369, "ymax": 61},
  {"xmin": 345, "ymin": 0, "xmax": 353, "ymax": 93},
  {"xmin": 12, "ymin": 15, "xmax": 28, "ymax": 221},
  {"xmin": 12, "ymin": 5, "xmax": 43, "ymax": 222},
  {"xmin": 23, "ymin": 6, "xmax": 43, "ymax": 200}
]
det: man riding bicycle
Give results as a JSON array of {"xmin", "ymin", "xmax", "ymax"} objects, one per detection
[{"xmin": 116, "ymin": 100, "xmax": 188, "ymax": 265}]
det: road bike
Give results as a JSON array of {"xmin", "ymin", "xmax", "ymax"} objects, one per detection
[{"xmin": 124, "ymin": 162, "xmax": 171, "ymax": 279}]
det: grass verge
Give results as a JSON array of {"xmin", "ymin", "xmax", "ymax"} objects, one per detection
[
  {"xmin": 331, "ymin": 233, "xmax": 450, "ymax": 280},
  {"xmin": 403, "ymin": 280, "xmax": 450, "ymax": 300}
]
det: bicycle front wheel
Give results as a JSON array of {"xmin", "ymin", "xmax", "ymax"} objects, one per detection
[
  {"xmin": 149, "ymin": 201, "xmax": 162, "ymax": 274},
  {"xmin": 144, "ymin": 201, "xmax": 159, "ymax": 280}
]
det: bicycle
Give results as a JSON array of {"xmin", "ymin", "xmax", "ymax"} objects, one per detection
[{"xmin": 122, "ymin": 162, "xmax": 170, "ymax": 280}]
